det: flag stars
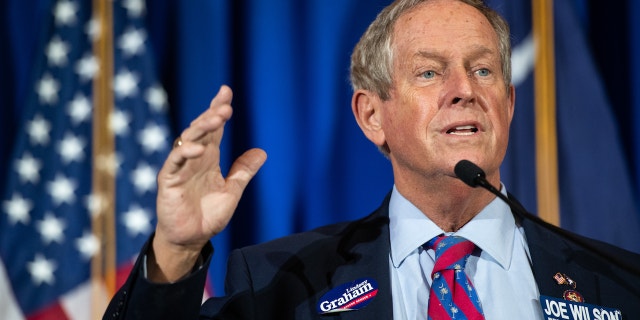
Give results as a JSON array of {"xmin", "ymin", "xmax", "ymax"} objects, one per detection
[
  {"xmin": 54, "ymin": 0, "xmax": 78, "ymax": 26},
  {"xmin": 36, "ymin": 213, "xmax": 66, "ymax": 245},
  {"xmin": 122, "ymin": 205, "xmax": 152, "ymax": 236},
  {"xmin": 123, "ymin": 0, "xmax": 145, "ymax": 17},
  {"xmin": 46, "ymin": 36, "xmax": 70, "ymax": 67},
  {"xmin": 85, "ymin": 18, "xmax": 100, "ymax": 42},
  {"xmin": 113, "ymin": 69, "xmax": 139, "ymax": 98},
  {"xmin": 67, "ymin": 93, "xmax": 92, "ymax": 125},
  {"xmin": 4, "ymin": 0, "xmax": 174, "ymax": 304},
  {"xmin": 76, "ymin": 231, "xmax": 100, "ymax": 259},
  {"xmin": 15, "ymin": 153, "xmax": 42, "ymax": 184},
  {"xmin": 110, "ymin": 109, "xmax": 131, "ymax": 136},
  {"xmin": 57, "ymin": 133, "xmax": 86, "ymax": 163},
  {"xmin": 75, "ymin": 53, "xmax": 99, "ymax": 82},
  {"xmin": 47, "ymin": 174, "xmax": 77, "ymax": 206},
  {"xmin": 119, "ymin": 27, "xmax": 146, "ymax": 56},
  {"xmin": 27, "ymin": 114, "xmax": 52, "ymax": 145},
  {"xmin": 138, "ymin": 123, "xmax": 167, "ymax": 154},
  {"xmin": 145, "ymin": 85, "xmax": 168, "ymax": 112},
  {"xmin": 131, "ymin": 162, "xmax": 157, "ymax": 194},
  {"xmin": 3, "ymin": 193, "xmax": 32, "ymax": 225},
  {"xmin": 27, "ymin": 254, "xmax": 57, "ymax": 285},
  {"xmin": 36, "ymin": 73, "xmax": 60, "ymax": 105}
]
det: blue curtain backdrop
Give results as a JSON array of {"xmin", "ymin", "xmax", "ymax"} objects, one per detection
[{"xmin": 2, "ymin": 0, "xmax": 640, "ymax": 303}]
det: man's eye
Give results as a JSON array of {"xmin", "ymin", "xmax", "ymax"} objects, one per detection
[
  {"xmin": 422, "ymin": 70, "xmax": 436, "ymax": 79},
  {"xmin": 476, "ymin": 68, "xmax": 490, "ymax": 77}
]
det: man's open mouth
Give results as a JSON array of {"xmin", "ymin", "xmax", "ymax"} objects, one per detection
[{"xmin": 446, "ymin": 125, "xmax": 478, "ymax": 136}]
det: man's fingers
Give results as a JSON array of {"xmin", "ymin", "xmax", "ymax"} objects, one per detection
[
  {"xmin": 208, "ymin": 85, "xmax": 233, "ymax": 109},
  {"xmin": 162, "ymin": 85, "xmax": 235, "ymax": 176},
  {"xmin": 183, "ymin": 103, "xmax": 232, "ymax": 144},
  {"xmin": 226, "ymin": 148, "xmax": 268, "ymax": 194},
  {"xmin": 183, "ymin": 85, "xmax": 234, "ymax": 143},
  {"xmin": 162, "ymin": 142, "xmax": 206, "ymax": 175}
]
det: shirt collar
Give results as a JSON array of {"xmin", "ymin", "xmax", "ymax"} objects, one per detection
[{"xmin": 389, "ymin": 184, "xmax": 516, "ymax": 270}]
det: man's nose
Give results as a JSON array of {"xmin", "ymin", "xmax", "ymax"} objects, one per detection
[{"xmin": 445, "ymin": 69, "xmax": 474, "ymax": 106}]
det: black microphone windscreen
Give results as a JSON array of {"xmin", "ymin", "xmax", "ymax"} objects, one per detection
[{"xmin": 454, "ymin": 160, "xmax": 485, "ymax": 187}]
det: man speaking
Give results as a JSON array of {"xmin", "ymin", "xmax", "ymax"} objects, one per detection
[{"xmin": 105, "ymin": 0, "xmax": 640, "ymax": 318}]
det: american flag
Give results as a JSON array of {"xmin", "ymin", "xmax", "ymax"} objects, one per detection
[{"xmin": 0, "ymin": 0, "xmax": 171, "ymax": 318}]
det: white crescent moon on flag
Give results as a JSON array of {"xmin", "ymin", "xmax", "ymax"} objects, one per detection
[{"xmin": 511, "ymin": 32, "xmax": 536, "ymax": 87}]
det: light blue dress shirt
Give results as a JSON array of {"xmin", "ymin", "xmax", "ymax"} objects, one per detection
[{"xmin": 389, "ymin": 185, "xmax": 544, "ymax": 319}]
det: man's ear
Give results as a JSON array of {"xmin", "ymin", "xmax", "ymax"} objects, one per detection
[{"xmin": 351, "ymin": 89, "xmax": 386, "ymax": 148}]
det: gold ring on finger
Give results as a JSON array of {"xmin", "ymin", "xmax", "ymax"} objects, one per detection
[{"xmin": 173, "ymin": 137, "xmax": 183, "ymax": 148}]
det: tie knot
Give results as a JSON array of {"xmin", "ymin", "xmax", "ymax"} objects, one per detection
[{"xmin": 425, "ymin": 235, "xmax": 475, "ymax": 273}]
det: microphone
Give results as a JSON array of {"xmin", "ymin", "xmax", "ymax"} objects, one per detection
[
  {"xmin": 454, "ymin": 159, "xmax": 528, "ymax": 217},
  {"xmin": 454, "ymin": 159, "xmax": 640, "ymax": 277}
]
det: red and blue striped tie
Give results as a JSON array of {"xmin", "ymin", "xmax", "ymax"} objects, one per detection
[{"xmin": 425, "ymin": 235, "xmax": 485, "ymax": 320}]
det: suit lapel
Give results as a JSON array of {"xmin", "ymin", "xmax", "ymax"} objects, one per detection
[
  {"xmin": 319, "ymin": 198, "xmax": 394, "ymax": 319},
  {"xmin": 522, "ymin": 218, "xmax": 599, "ymax": 303}
]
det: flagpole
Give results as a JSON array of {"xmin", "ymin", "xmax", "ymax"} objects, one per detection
[
  {"xmin": 532, "ymin": 0, "xmax": 560, "ymax": 226},
  {"xmin": 91, "ymin": 0, "xmax": 117, "ymax": 317}
]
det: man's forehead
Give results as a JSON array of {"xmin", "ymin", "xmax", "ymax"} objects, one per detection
[
  {"xmin": 391, "ymin": 1, "xmax": 498, "ymax": 52},
  {"xmin": 394, "ymin": 0, "xmax": 490, "ymax": 32}
]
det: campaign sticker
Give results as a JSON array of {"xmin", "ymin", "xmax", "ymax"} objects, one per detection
[
  {"xmin": 540, "ymin": 295, "xmax": 622, "ymax": 320},
  {"xmin": 317, "ymin": 278, "xmax": 379, "ymax": 314}
]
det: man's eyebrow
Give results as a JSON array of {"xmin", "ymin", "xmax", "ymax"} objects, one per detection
[
  {"xmin": 412, "ymin": 45, "xmax": 496, "ymax": 61},
  {"xmin": 466, "ymin": 45, "xmax": 496, "ymax": 60},
  {"xmin": 413, "ymin": 50, "xmax": 446, "ymax": 62}
]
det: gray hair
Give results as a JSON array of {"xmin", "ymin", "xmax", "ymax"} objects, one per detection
[{"xmin": 350, "ymin": 0, "xmax": 512, "ymax": 100}]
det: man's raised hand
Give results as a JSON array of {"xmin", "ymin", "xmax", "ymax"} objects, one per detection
[{"xmin": 149, "ymin": 85, "xmax": 267, "ymax": 282}]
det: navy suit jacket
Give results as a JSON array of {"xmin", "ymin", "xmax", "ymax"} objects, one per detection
[{"xmin": 104, "ymin": 194, "xmax": 640, "ymax": 319}]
